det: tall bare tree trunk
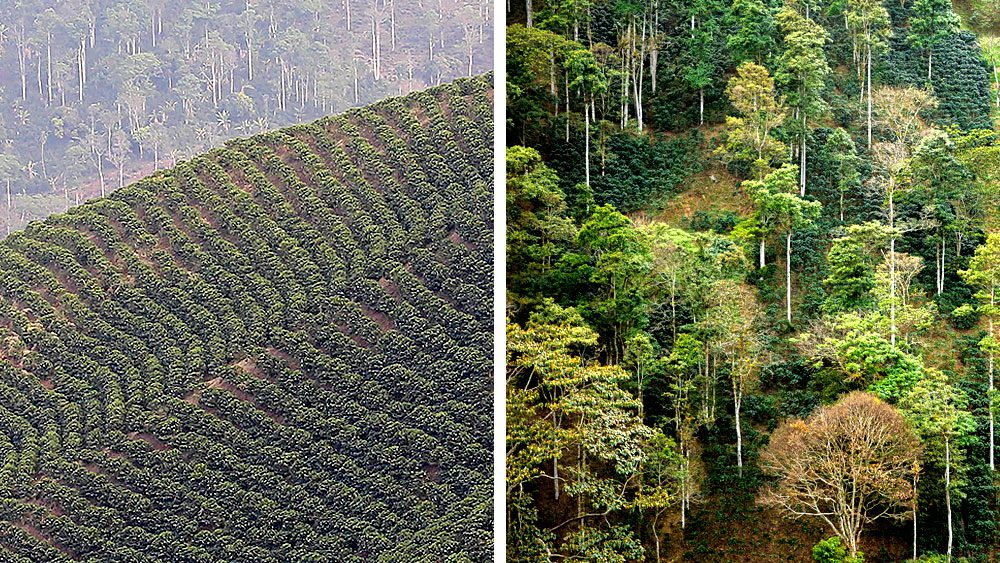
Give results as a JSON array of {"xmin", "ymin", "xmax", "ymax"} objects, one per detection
[
  {"xmin": 734, "ymin": 388, "xmax": 742, "ymax": 476},
  {"xmin": 800, "ymin": 112, "xmax": 807, "ymax": 196},
  {"xmin": 353, "ymin": 61, "xmax": 359, "ymax": 104},
  {"xmin": 890, "ymin": 186, "xmax": 897, "ymax": 347},
  {"xmin": 5, "ymin": 179, "xmax": 11, "ymax": 236},
  {"xmin": 17, "ymin": 28, "xmax": 27, "ymax": 101},
  {"xmin": 46, "ymin": 32, "xmax": 53, "ymax": 105},
  {"xmin": 786, "ymin": 232, "xmax": 792, "ymax": 324},
  {"xmin": 699, "ymin": 89, "xmax": 704, "ymax": 126},
  {"xmin": 946, "ymin": 438, "xmax": 953, "ymax": 561},
  {"xmin": 913, "ymin": 473, "xmax": 919, "ymax": 561},
  {"xmin": 584, "ymin": 101, "xmax": 590, "ymax": 188},
  {"xmin": 79, "ymin": 40, "xmax": 86, "ymax": 102},
  {"xmin": 993, "ymin": 58, "xmax": 999, "ymax": 108},
  {"xmin": 247, "ymin": 33, "xmax": 255, "ymax": 81},
  {"xmin": 97, "ymin": 157, "xmax": 105, "ymax": 197},
  {"xmin": 867, "ymin": 45, "xmax": 873, "ymax": 148},
  {"xmin": 991, "ymin": 289, "xmax": 996, "ymax": 472}
]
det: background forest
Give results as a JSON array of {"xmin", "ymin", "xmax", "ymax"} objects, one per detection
[
  {"xmin": 506, "ymin": 0, "xmax": 1000, "ymax": 560},
  {"xmin": 0, "ymin": 0, "xmax": 492, "ymax": 233}
]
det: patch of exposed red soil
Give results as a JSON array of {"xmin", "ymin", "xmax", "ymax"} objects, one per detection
[
  {"xmin": 322, "ymin": 120, "xmax": 352, "ymax": 147},
  {"xmin": 78, "ymin": 461, "xmax": 124, "ymax": 488},
  {"xmin": 131, "ymin": 247, "xmax": 160, "ymax": 273},
  {"xmin": 232, "ymin": 357, "xmax": 274, "ymax": 383},
  {"xmin": 38, "ymin": 378, "xmax": 54, "ymax": 390},
  {"xmin": 181, "ymin": 389, "xmax": 203, "ymax": 406},
  {"xmin": 421, "ymin": 462, "xmax": 440, "ymax": 483},
  {"xmin": 12, "ymin": 519, "xmax": 76, "ymax": 559},
  {"xmin": 343, "ymin": 115, "xmax": 407, "ymax": 191},
  {"xmin": 100, "ymin": 448, "xmax": 124, "ymax": 459},
  {"xmin": 411, "ymin": 105, "xmax": 431, "ymax": 127},
  {"xmin": 360, "ymin": 304, "xmax": 396, "ymax": 331},
  {"xmin": 29, "ymin": 285, "xmax": 72, "ymax": 325},
  {"xmin": 147, "ymin": 226, "xmax": 191, "ymax": 274},
  {"xmin": 127, "ymin": 431, "xmax": 172, "ymax": 451},
  {"xmin": 23, "ymin": 498, "xmax": 64, "ymax": 518},
  {"xmin": 47, "ymin": 267, "xmax": 81, "ymax": 297},
  {"xmin": 447, "ymin": 229, "xmax": 475, "ymax": 252},
  {"xmin": 205, "ymin": 376, "xmax": 285, "ymax": 425},
  {"xmin": 337, "ymin": 322, "xmax": 372, "ymax": 349},
  {"xmin": 74, "ymin": 228, "xmax": 131, "ymax": 280},
  {"xmin": 14, "ymin": 521, "xmax": 48, "ymax": 543},
  {"xmin": 266, "ymin": 346, "xmax": 301, "ymax": 370},
  {"xmin": 378, "ymin": 277, "xmax": 403, "ymax": 301},
  {"xmin": 221, "ymin": 160, "xmax": 255, "ymax": 197},
  {"xmin": 406, "ymin": 268, "xmax": 463, "ymax": 311}
]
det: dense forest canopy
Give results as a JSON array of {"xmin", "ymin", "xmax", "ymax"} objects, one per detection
[
  {"xmin": 506, "ymin": 0, "xmax": 1000, "ymax": 560},
  {"xmin": 0, "ymin": 0, "xmax": 493, "ymax": 233},
  {"xmin": 0, "ymin": 75, "xmax": 494, "ymax": 561}
]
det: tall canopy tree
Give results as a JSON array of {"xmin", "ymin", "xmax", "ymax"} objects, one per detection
[
  {"xmin": 726, "ymin": 0, "xmax": 776, "ymax": 66},
  {"xmin": 507, "ymin": 301, "xmax": 680, "ymax": 559},
  {"xmin": 760, "ymin": 392, "xmax": 921, "ymax": 559},
  {"xmin": 708, "ymin": 279, "xmax": 767, "ymax": 475},
  {"xmin": 745, "ymin": 164, "xmax": 821, "ymax": 324},
  {"xmin": 681, "ymin": 0, "xmax": 726, "ymax": 126},
  {"xmin": 845, "ymin": 0, "xmax": 891, "ymax": 148},
  {"xmin": 567, "ymin": 48, "xmax": 608, "ymax": 189},
  {"xmin": 900, "ymin": 370, "xmax": 976, "ymax": 561},
  {"xmin": 577, "ymin": 205, "xmax": 653, "ymax": 363},
  {"xmin": 824, "ymin": 128, "xmax": 862, "ymax": 223},
  {"xmin": 908, "ymin": 0, "xmax": 960, "ymax": 82},
  {"xmin": 775, "ymin": 7, "xmax": 830, "ymax": 196},
  {"xmin": 719, "ymin": 62, "xmax": 788, "ymax": 178},
  {"xmin": 959, "ymin": 233, "xmax": 1000, "ymax": 472},
  {"xmin": 909, "ymin": 130, "xmax": 974, "ymax": 296},
  {"xmin": 506, "ymin": 145, "xmax": 577, "ymax": 302},
  {"xmin": 666, "ymin": 331, "xmax": 706, "ymax": 530}
]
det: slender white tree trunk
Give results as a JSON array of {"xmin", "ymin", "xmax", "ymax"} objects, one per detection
[
  {"xmin": 5, "ymin": 179, "xmax": 11, "ymax": 236},
  {"xmin": 800, "ymin": 113, "xmax": 807, "ymax": 196},
  {"xmin": 991, "ymin": 290, "xmax": 996, "ymax": 471},
  {"xmin": 993, "ymin": 60, "xmax": 999, "ymax": 108},
  {"xmin": 680, "ymin": 454, "xmax": 686, "ymax": 529},
  {"xmin": 759, "ymin": 238, "xmax": 766, "ymax": 268},
  {"xmin": 97, "ymin": 160, "xmax": 105, "ymax": 197},
  {"xmin": 946, "ymin": 438, "xmax": 953, "ymax": 562},
  {"xmin": 937, "ymin": 237, "xmax": 948, "ymax": 295},
  {"xmin": 867, "ymin": 45, "xmax": 873, "ymax": 148},
  {"xmin": 699, "ymin": 88, "xmax": 704, "ymax": 126},
  {"xmin": 654, "ymin": 511, "xmax": 663, "ymax": 562},
  {"xmin": 890, "ymin": 188, "xmax": 896, "ymax": 347},
  {"xmin": 913, "ymin": 473, "xmax": 918, "ymax": 561},
  {"xmin": 786, "ymin": 232, "xmax": 792, "ymax": 324},
  {"xmin": 734, "ymin": 391, "xmax": 742, "ymax": 476},
  {"xmin": 584, "ymin": 101, "xmax": 590, "ymax": 188}
]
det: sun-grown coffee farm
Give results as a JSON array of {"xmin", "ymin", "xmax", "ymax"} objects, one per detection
[{"xmin": 0, "ymin": 75, "xmax": 494, "ymax": 562}]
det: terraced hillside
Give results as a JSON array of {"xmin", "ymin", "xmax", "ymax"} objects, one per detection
[{"xmin": 0, "ymin": 75, "xmax": 494, "ymax": 562}]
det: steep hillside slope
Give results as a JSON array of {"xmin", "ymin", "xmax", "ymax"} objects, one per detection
[{"xmin": 0, "ymin": 75, "xmax": 494, "ymax": 562}]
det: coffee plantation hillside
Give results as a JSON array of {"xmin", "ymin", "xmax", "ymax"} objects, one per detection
[{"xmin": 0, "ymin": 74, "xmax": 494, "ymax": 562}]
